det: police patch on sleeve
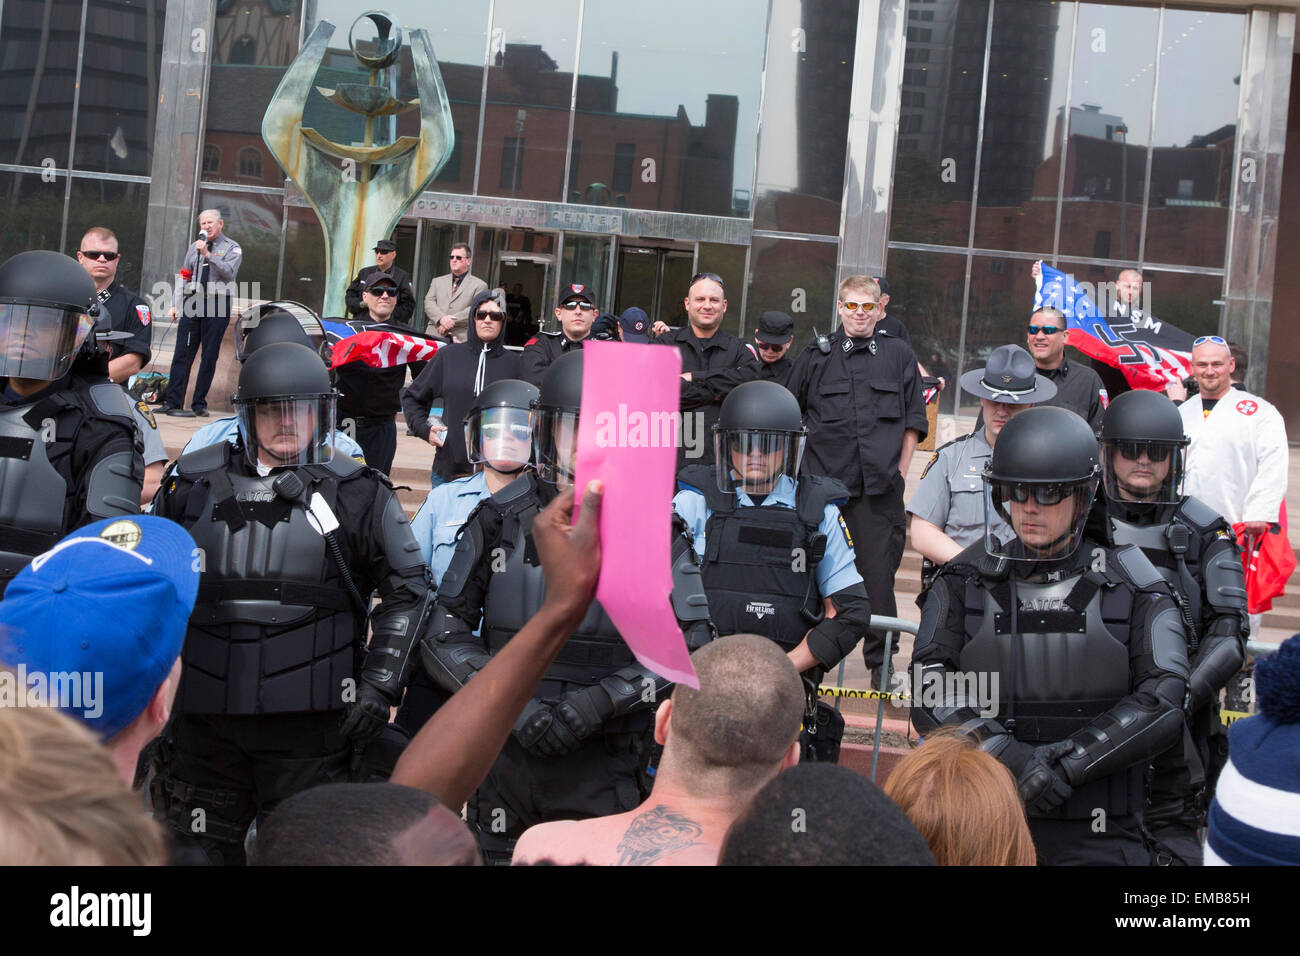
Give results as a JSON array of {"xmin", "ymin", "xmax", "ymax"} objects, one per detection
[
  {"xmin": 135, "ymin": 303, "xmax": 152, "ymax": 326},
  {"xmin": 838, "ymin": 514, "xmax": 854, "ymax": 548},
  {"xmin": 136, "ymin": 401, "xmax": 157, "ymax": 430}
]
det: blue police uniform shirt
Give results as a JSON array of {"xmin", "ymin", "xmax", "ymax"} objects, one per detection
[
  {"xmin": 181, "ymin": 415, "xmax": 366, "ymax": 463},
  {"xmin": 672, "ymin": 474, "xmax": 863, "ymax": 598},
  {"xmin": 410, "ymin": 471, "xmax": 491, "ymax": 584}
]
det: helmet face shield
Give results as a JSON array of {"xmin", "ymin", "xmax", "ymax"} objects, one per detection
[
  {"xmin": 1100, "ymin": 440, "xmax": 1184, "ymax": 505},
  {"xmin": 714, "ymin": 428, "xmax": 805, "ymax": 495},
  {"xmin": 984, "ymin": 476, "xmax": 1097, "ymax": 561},
  {"xmin": 465, "ymin": 405, "xmax": 533, "ymax": 471},
  {"xmin": 532, "ymin": 408, "xmax": 579, "ymax": 488},
  {"xmin": 236, "ymin": 395, "xmax": 336, "ymax": 469},
  {"xmin": 0, "ymin": 303, "xmax": 95, "ymax": 380}
]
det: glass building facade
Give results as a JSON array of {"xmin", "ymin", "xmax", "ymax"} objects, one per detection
[{"xmin": 0, "ymin": 0, "xmax": 1294, "ymax": 425}]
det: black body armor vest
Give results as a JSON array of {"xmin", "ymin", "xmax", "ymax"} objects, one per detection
[
  {"xmin": 679, "ymin": 464, "xmax": 846, "ymax": 651},
  {"xmin": 959, "ymin": 558, "xmax": 1145, "ymax": 817},
  {"xmin": 172, "ymin": 442, "xmax": 364, "ymax": 715},
  {"xmin": 479, "ymin": 478, "xmax": 636, "ymax": 696}
]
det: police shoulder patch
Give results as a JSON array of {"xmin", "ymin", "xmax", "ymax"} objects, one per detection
[
  {"xmin": 136, "ymin": 401, "xmax": 157, "ymax": 430},
  {"xmin": 838, "ymin": 514, "xmax": 854, "ymax": 548}
]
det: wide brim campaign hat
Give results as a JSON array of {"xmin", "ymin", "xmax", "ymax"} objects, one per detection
[
  {"xmin": 0, "ymin": 516, "xmax": 200, "ymax": 740},
  {"xmin": 959, "ymin": 343, "xmax": 1058, "ymax": 404}
]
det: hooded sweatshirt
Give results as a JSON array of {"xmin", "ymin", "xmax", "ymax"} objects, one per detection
[{"xmin": 402, "ymin": 292, "xmax": 521, "ymax": 480}]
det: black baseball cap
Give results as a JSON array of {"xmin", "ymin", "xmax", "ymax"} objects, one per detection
[
  {"xmin": 755, "ymin": 310, "xmax": 795, "ymax": 345},
  {"xmin": 559, "ymin": 283, "xmax": 595, "ymax": 307},
  {"xmin": 364, "ymin": 271, "xmax": 398, "ymax": 289},
  {"xmin": 374, "ymin": 239, "xmax": 397, "ymax": 253}
]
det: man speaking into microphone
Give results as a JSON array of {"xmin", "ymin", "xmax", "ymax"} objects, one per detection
[{"xmin": 160, "ymin": 208, "xmax": 243, "ymax": 417}]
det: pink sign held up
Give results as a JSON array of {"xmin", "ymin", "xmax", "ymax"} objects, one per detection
[{"xmin": 572, "ymin": 341, "xmax": 699, "ymax": 688}]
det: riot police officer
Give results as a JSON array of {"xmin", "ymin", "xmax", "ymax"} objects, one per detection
[
  {"xmin": 910, "ymin": 406, "xmax": 1189, "ymax": 865},
  {"xmin": 181, "ymin": 302, "xmax": 365, "ymax": 462},
  {"xmin": 1099, "ymin": 388, "xmax": 1247, "ymax": 864},
  {"xmin": 673, "ymin": 381, "xmax": 869, "ymax": 760},
  {"xmin": 151, "ymin": 342, "xmax": 434, "ymax": 865},
  {"xmin": 396, "ymin": 377, "xmax": 540, "ymax": 737},
  {"xmin": 424, "ymin": 349, "xmax": 715, "ymax": 863},
  {"xmin": 0, "ymin": 250, "xmax": 143, "ymax": 594}
]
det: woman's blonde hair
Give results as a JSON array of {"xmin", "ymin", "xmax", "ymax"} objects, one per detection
[{"xmin": 884, "ymin": 728, "xmax": 1036, "ymax": 866}]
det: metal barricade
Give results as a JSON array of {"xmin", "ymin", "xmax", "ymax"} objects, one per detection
[{"xmin": 824, "ymin": 614, "xmax": 920, "ymax": 782}]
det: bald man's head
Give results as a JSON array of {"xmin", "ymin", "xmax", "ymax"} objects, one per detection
[
  {"xmin": 1191, "ymin": 338, "xmax": 1234, "ymax": 399},
  {"xmin": 663, "ymin": 635, "xmax": 805, "ymax": 796}
]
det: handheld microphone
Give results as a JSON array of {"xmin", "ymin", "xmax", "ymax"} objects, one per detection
[{"xmin": 198, "ymin": 229, "xmax": 208, "ymax": 242}]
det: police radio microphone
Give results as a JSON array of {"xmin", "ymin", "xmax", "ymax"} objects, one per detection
[{"xmin": 813, "ymin": 327, "xmax": 831, "ymax": 354}]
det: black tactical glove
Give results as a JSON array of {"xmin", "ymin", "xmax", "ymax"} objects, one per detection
[
  {"xmin": 545, "ymin": 686, "xmax": 615, "ymax": 751},
  {"xmin": 1016, "ymin": 739, "xmax": 1075, "ymax": 815},
  {"xmin": 513, "ymin": 698, "xmax": 560, "ymax": 756},
  {"xmin": 340, "ymin": 680, "xmax": 391, "ymax": 744},
  {"xmin": 515, "ymin": 687, "xmax": 615, "ymax": 758}
]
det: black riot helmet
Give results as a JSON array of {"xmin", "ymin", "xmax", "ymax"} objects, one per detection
[
  {"xmin": 1099, "ymin": 388, "xmax": 1188, "ymax": 506},
  {"xmin": 242, "ymin": 310, "xmax": 314, "ymax": 356},
  {"xmin": 234, "ymin": 300, "xmax": 329, "ymax": 364},
  {"xmin": 532, "ymin": 350, "xmax": 583, "ymax": 487},
  {"xmin": 714, "ymin": 380, "xmax": 806, "ymax": 495},
  {"xmin": 983, "ymin": 406, "xmax": 1100, "ymax": 561},
  {"xmin": 234, "ymin": 342, "xmax": 336, "ymax": 469},
  {"xmin": 0, "ymin": 250, "xmax": 100, "ymax": 381},
  {"xmin": 465, "ymin": 378, "xmax": 538, "ymax": 475}
]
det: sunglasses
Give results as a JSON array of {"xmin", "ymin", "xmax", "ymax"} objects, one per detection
[
  {"xmin": 475, "ymin": 309, "xmax": 504, "ymax": 320},
  {"xmin": 1193, "ymin": 335, "xmax": 1227, "ymax": 347},
  {"xmin": 727, "ymin": 436, "xmax": 787, "ymax": 453},
  {"xmin": 841, "ymin": 301, "xmax": 877, "ymax": 312},
  {"xmin": 1002, "ymin": 483, "xmax": 1072, "ymax": 506},
  {"xmin": 1027, "ymin": 325, "xmax": 1063, "ymax": 336},
  {"xmin": 367, "ymin": 287, "xmax": 398, "ymax": 298},
  {"xmin": 450, "ymin": 254, "xmax": 469, "ymax": 260},
  {"xmin": 80, "ymin": 250, "xmax": 119, "ymax": 262},
  {"xmin": 756, "ymin": 342, "xmax": 786, "ymax": 352},
  {"xmin": 689, "ymin": 271, "xmax": 725, "ymax": 289},
  {"xmin": 1116, "ymin": 442, "xmax": 1171, "ymax": 463},
  {"xmin": 560, "ymin": 302, "xmax": 596, "ymax": 312}
]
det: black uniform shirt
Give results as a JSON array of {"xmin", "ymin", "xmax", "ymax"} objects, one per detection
[
  {"xmin": 1039, "ymin": 356, "xmax": 1106, "ymax": 434},
  {"xmin": 655, "ymin": 323, "xmax": 760, "ymax": 466},
  {"xmin": 520, "ymin": 331, "xmax": 586, "ymax": 387},
  {"xmin": 97, "ymin": 281, "xmax": 153, "ymax": 364},
  {"xmin": 756, "ymin": 353, "xmax": 793, "ymax": 387},
  {"xmin": 786, "ymin": 328, "xmax": 928, "ymax": 497}
]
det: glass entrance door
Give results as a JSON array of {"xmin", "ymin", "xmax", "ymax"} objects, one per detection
[
  {"xmin": 614, "ymin": 244, "xmax": 693, "ymax": 325},
  {"xmin": 497, "ymin": 253, "xmax": 552, "ymax": 346}
]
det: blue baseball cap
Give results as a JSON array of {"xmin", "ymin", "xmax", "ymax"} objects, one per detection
[
  {"xmin": 619, "ymin": 307, "xmax": 651, "ymax": 343},
  {"xmin": 0, "ymin": 516, "xmax": 199, "ymax": 740}
]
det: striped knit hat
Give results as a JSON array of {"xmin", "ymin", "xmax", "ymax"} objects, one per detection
[{"xmin": 1205, "ymin": 634, "xmax": 1300, "ymax": 866}]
